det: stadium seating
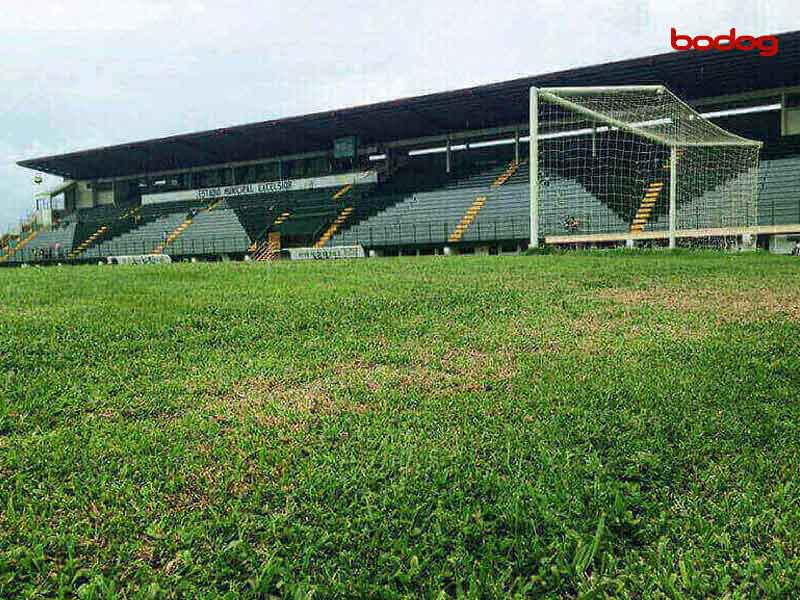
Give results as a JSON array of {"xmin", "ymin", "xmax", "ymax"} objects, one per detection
[
  {"xmin": 165, "ymin": 206, "xmax": 251, "ymax": 255},
  {"xmin": 328, "ymin": 156, "xmax": 518, "ymax": 247},
  {"xmin": 227, "ymin": 196, "xmax": 283, "ymax": 243},
  {"xmin": 4, "ymin": 151, "xmax": 800, "ymax": 265},
  {"xmin": 0, "ymin": 228, "xmax": 39, "ymax": 263},
  {"xmin": 9, "ymin": 223, "xmax": 77, "ymax": 262},
  {"xmin": 758, "ymin": 156, "xmax": 800, "ymax": 226}
]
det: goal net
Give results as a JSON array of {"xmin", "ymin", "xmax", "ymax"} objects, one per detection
[{"xmin": 530, "ymin": 86, "xmax": 762, "ymax": 246}]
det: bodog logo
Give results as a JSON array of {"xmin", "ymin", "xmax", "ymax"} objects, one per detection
[{"xmin": 671, "ymin": 28, "xmax": 779, "ymax": 57}]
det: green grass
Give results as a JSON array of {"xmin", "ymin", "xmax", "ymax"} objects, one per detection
[{"xmin": 1, "ymin": 252, "xmax": 800, "ymax": 598}]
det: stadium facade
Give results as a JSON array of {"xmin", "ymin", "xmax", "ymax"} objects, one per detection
[{"xmin": 4, "ymin": 30, "xmax": 800, "ymax": 264}]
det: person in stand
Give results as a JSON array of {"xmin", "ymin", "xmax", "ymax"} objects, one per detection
[
  {"xmin": 562, "ymin": 215, "xmax": 581, "ymax": 232},
  {"xmin": 792, "ymin": 240, "xmax": 800, "ymax": 256}
]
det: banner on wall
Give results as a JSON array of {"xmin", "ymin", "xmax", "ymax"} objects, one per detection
[
  {"xmin": 142, "ymin": 170, "xmax": 377, "ymax": 205},
  {"xmin": 106, "ymin": 255, "xmax": 173, "ymax": 265},
  {"xmin": 287, "ymin": 246, "xmax": 366, "ymax": 261}
]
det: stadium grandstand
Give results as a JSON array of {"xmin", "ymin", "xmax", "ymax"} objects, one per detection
[{"xmin": 4, "ymin": 29, "xmax": 800, "ymax": 264}]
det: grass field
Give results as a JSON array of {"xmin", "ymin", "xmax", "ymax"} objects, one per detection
[{"xmin": 1, "ymin": 252, "xmax": 800, "ymax": 598}]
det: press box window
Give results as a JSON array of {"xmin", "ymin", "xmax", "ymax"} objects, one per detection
[{"xmin": 782, "ymin": 94, "xmax": 800, "ymax": 136}]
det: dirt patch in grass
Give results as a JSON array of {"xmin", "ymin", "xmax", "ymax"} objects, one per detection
[
  {"xmin": 208, "ymin": 376, "xmax": 371, "ymax": 430},
  {"xmin": 595, "ymin": 285, "xmax": 800, "ymax": 321},
  {"xmin": 204, "ymin": 347, "xmax": 519, "ymax": 428}
]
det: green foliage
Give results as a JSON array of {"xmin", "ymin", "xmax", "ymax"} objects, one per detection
[{"xmin": 1, "ymin": 253, "xmax": 799, "ymax": 598}]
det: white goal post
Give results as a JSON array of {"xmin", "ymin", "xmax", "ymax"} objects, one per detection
[{"xmin": 529, "ymin": 85, "xmax": 762, "ymax": 247}]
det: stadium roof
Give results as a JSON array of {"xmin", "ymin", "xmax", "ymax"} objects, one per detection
[{"xmin": 19, "ymin": 30, "xmax": 800, "ymax": 181}]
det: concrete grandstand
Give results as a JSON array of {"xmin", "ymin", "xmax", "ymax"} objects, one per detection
[{"xmin": 4, "ymin": 30, "xmax": 800, "ymax": 264}]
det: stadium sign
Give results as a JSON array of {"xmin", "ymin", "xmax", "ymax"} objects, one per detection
[
  {"xmin": 143, "ymin": 171, "xmax": 377, "ymax": 205},
  {"xmin": 106, "ymin": 254, "xmax": 173, "ymax": 265},
  {"xmin": 287, "ymin": 246, "xmax": 366, "ymax": 260}
]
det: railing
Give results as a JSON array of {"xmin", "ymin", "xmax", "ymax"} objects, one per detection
[
  {"xmin": 4, "ymin": 237, "xmax": 251, "ymax": 265},
  {"xmin": 333, "ymin": 218, "xmax": 531, "ymax": 247}
]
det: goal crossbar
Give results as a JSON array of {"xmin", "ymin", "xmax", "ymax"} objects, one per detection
[{"xmin": 537, "ymin": 89, "xmax": 763, "ymax": 149}]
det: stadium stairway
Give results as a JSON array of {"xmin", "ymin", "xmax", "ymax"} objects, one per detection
[
  {"xmin": 448, "ymin": 197, "xmax": 487, "ymax": 243},
  {"xmin": 448, "ymin": 159, "xmax": 524, "ymax": 243},
  {"xmin": 167, "ymin": 204, "xmax": 251, "ymax": 256},
  {"xmin": 152, "ymin": 199, "xmax": 223, "ymax": 254},
  {"xmin": 314, "ymin": 206, "xmax": 354, "ymax": 248},
  {"xmin": 251, "ymin": 232, "xmax": 282, "ymax": 261},
  {"xmin": 249, "ymin": 211, "xmax": 291, "ymax": 260},
  {"xmin": 332, "ymin": 184, "xmax": 353, "ymax": 200},
  {"xmin": 69, "ymin": 225, "xmax": 109, "ymax": 258},
  {"xmin": 629, "ymin": 181, "xmax": 665, "ymax": 233},
  {"xmin": 0, "ymin": 229, "xmax": 38, "ymax": 263},
  {"xmin": 629, "ymin": 150, "xmax": 686, "ymax": 233},
  {"xmin": 312, "ymin": 183, "xmax": 359, "ymax": 248},
  {"xmin": 69, "ymin": 207, "xmax": 136, "ymax": 259},
  {"xmin": 17, "ymin": 224, "xmax": 77, "ymax": 261},
  {"xmin": 327, "ymin": 158, "xmax": 516, "ymax": 248}
]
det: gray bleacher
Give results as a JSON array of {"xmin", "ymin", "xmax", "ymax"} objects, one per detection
[
  {"xmin": 758, "ymin": 157, "xmax": 800, "ymax": 226},
  {"xmin": 84, "ymin": 212, "xmax": 188, "ymax": 258},
  {"xmin": 24, "ymin": 223, "xmax": 76, "ymax": 256},
  {"xmin": 461, "ymin": 162, "xmax": 529, "ymax": 242},
  {"xmin": 328, "ymin": 164, "xmax": 507, "ymax": 247},
  {"xmin": 165, "ymin": 207, "xmax": 251, "ymax": 255},
  {"xmin": 6, "ymin": 223, "xmax": 77, "ymax": 262}
]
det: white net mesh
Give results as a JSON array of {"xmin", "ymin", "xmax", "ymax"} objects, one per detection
[{"xmin": 534, "ymin": 86, "xmax": 761, "ymax": 241}]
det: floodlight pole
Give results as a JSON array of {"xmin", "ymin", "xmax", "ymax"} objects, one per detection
[
  {"xmin": 668, "ymin": 146, "xmax": 678, "ymax": 249},
  {"xmin": 529, "ymin": 87, "xmax": 539, "ymax": 249}
]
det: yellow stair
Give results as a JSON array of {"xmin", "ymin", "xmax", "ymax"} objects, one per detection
[
  {"xmin": 447, "ymin": 159, "xmax": 523, "ymax": 244},
  {"xmin": 152, "ymin": 200, "xmax": 222, "ymax": 254},
  {"xmin": 332, "ymin": 184, "xmax": 353, "ymax": 200},
  {"xmin": 448, "ymin": 196, "xmax": 487, "ymax": 243},
  {"xmin": 630, "ymin": 150, "xmax": 686, "ymax": 233},
  {"xmin": 491, "ymin": 159, "xmax": 525, "ymax": 188},
  {"xmin": 69, "ymin": 225, "xmax": 109, "ymax": 258},
  {"xmin": 0, "ymin": 229, "xmax": 37, "ymax": 262},
  {"xmin": 629, "ymin": 182, "xmax": 664, "ymax": 232},
  {"xmin": 314, "ymin": 207, "xmax": 354, "ymax": 248},
  {"xmin": 253, "ymin": 232, "xmax": 281, "ymax": 261},
  {"xmin": 249, "ymin": 212, "xmax": 291, "ymax": 255}
]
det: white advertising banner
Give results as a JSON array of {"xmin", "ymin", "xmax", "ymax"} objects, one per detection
[
  {"xmin": 142, "ymin": 170, "xmax": 377, "ymax": 205},
  {"xmin": 287, "ymin": 246, "xmax": 366, "ymax": 261},
  {"xmin": 106, "ymin": 255, "xmax": 173, "ymax": 265}
]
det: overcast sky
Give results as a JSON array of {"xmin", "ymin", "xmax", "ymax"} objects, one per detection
[{"xmin": 1, "ymin": 0, "xmax": 798, "ymax": 229}]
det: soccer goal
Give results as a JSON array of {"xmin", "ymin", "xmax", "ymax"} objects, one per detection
[{"xmin": 528, "ymin": 85, "xmax": 762, "ymax": 247}]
